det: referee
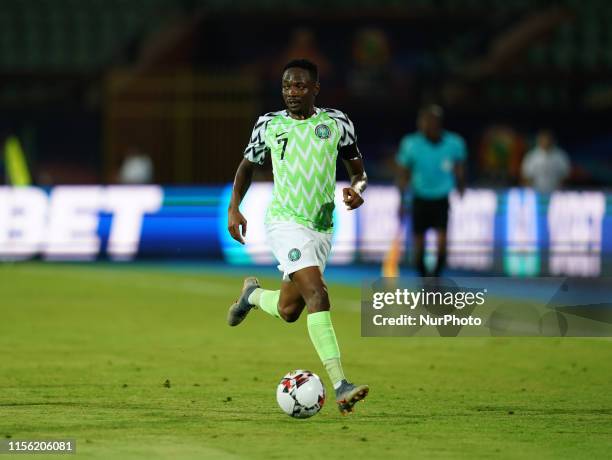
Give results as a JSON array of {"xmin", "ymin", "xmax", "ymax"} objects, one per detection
[{"xmin": 395, "ymin": 105, "xmax": 466, "ymax": 277}]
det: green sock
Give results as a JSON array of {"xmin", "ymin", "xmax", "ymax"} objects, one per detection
[
  {"xmin": 307, "ymin": 311, "xmax": 346, "ymax": 388},
  {"xmin": 249, "ymin": 288, "xmax": 280, "ymax": 319}
]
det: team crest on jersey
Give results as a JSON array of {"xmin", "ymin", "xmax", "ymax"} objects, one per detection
[
  {"xmin": 315, "ymin": 124, "xmax": 331, "ymax": 139},
  {"xmin": 288, "ymin": 248, "xmax": 301, "ymax": 262}
]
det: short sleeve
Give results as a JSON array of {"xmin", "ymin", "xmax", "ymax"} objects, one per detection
[
  {"xmin": 243, "ymin": 116, "xmax": 271, "ymax": 165},
  {"xmin": 453, "ymin": 135, "xmax": 467, "ymax": 161},
  {"xmin": 336, "ymin": 112, "xmax": 357, "ymax": 148},
  {"xmin": 395, "ymin": 136, "xmax": 415, "ymax": 168},
  {"xmin": 324, "ymin": 109, "xmax": 361, "ymax": 160}
]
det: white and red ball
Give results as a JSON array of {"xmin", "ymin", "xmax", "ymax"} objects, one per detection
[{"xmin": 276, "ymin": 370, "xmax": 325, "ymax": 419}]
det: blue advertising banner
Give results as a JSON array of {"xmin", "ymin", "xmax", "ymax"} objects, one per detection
[{"xmin": 0, "ymin": 185, "xmax": 610, "ymax": 276}]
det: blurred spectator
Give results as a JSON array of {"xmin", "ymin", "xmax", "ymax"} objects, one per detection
[
  {"xmin": 118, "ymin": 149, "xmax": 154, "ymax": 184},
  {"xmin": 521, "ymin": 130, "xmax": 570, "ymax": 193},
  {"xmin": 478, "ymin": 125, "xmax": 526, "ymax": 186}
]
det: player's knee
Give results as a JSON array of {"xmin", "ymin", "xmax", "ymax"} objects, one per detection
[
  {"xmin": 281, "ymin": 310, "xmax": 301, "ymax": 323},
  {"xmin": 304, "ymin": 288, "xmax": 330, "ymax": 312},
  {"xmin": 279, "ymin": 305, "xmax": 301, "ymax": 323}
]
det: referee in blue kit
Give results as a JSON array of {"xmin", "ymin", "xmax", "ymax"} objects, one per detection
[{"xmin": 395, "ymin": 105, "xmax": 466, "ymax": 277}]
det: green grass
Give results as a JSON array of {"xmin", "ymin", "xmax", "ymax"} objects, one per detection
[{"xmin": 1, "ymin": 263, "xmax": 611, "ymax": 459}]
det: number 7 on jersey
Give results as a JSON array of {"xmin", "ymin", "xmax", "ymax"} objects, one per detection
[{"xmin": 277, "ymin": 137, "xmax": 288, "ymax": 160}]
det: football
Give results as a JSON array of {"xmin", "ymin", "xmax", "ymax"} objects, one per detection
[{"xmin": 276, "ymin": 370, "xmax": 326, "ymax": 419}]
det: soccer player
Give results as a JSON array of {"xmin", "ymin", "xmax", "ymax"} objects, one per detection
[
  {"xmin": 395, "ymin": 104, "xmax": 466, "ymax": 277},
  {"xmin": 226, "ymin": 59, "xmax": 369, "ymax": 414}
]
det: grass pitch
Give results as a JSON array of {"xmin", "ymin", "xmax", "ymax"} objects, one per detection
[{"xmin": 1, "ymin": 262, "xmax": 612, "ymax": 459}]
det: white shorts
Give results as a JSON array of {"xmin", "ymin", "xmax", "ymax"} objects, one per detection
[{"xmin": 265, "ymin": 221, "xmax": 333, "ymax": 281}]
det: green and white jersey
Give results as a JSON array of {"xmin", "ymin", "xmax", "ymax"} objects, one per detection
[{"xmin": 244, "ymin": 108, "xmax": 361, "ymax": 233}]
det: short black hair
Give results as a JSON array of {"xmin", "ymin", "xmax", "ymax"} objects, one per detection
[{"xmin": 283, "ymin": 59, "xmax": 319, "ymax": 82}]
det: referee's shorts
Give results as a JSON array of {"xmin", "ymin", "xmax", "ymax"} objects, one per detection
[{"xmin": 411, "ymin": 195, "xmax": 450, "ymax": 234}]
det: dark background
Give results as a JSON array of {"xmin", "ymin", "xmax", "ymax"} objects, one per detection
[{"xmin": 2, "ymin": 0, "xmax": 611, "ymax": 187}]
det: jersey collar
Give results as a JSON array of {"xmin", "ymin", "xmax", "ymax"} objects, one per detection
[{"xmin": 283, "ymin": 107, "xmax": 321, "ymax": 119}]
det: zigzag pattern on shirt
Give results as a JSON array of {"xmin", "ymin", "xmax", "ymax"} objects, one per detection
[
  {"xmin": 322, "ymin": 108, "xmax": 356, "ymax": 147},
  {"xmin": 270, "ymin": 116, "xmax": 336, "ymax": 227},
  {"xmin": 243, "ymin": 108, "xmax": 358, "ymax": 230},
  {"xmin": 243, "ymin": 111, "xmax": 284, "ymax": 164}
]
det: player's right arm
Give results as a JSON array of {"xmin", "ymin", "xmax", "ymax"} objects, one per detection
[
  {"xmin": 227, "ymin": 114, "xmax": 272, "ymax": 244},
  {"xmin": 228, "ymin": 158, "xmax": 255, "ymax": 245}
]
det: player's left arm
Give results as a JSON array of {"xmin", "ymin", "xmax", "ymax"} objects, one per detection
[
  {"xmin": 336, "ymin": 111, "xmax": 367, "ymax": 210},
  {"xmin": 342, "ymin": 157, "xmax": 367, "ymax": 210}
]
